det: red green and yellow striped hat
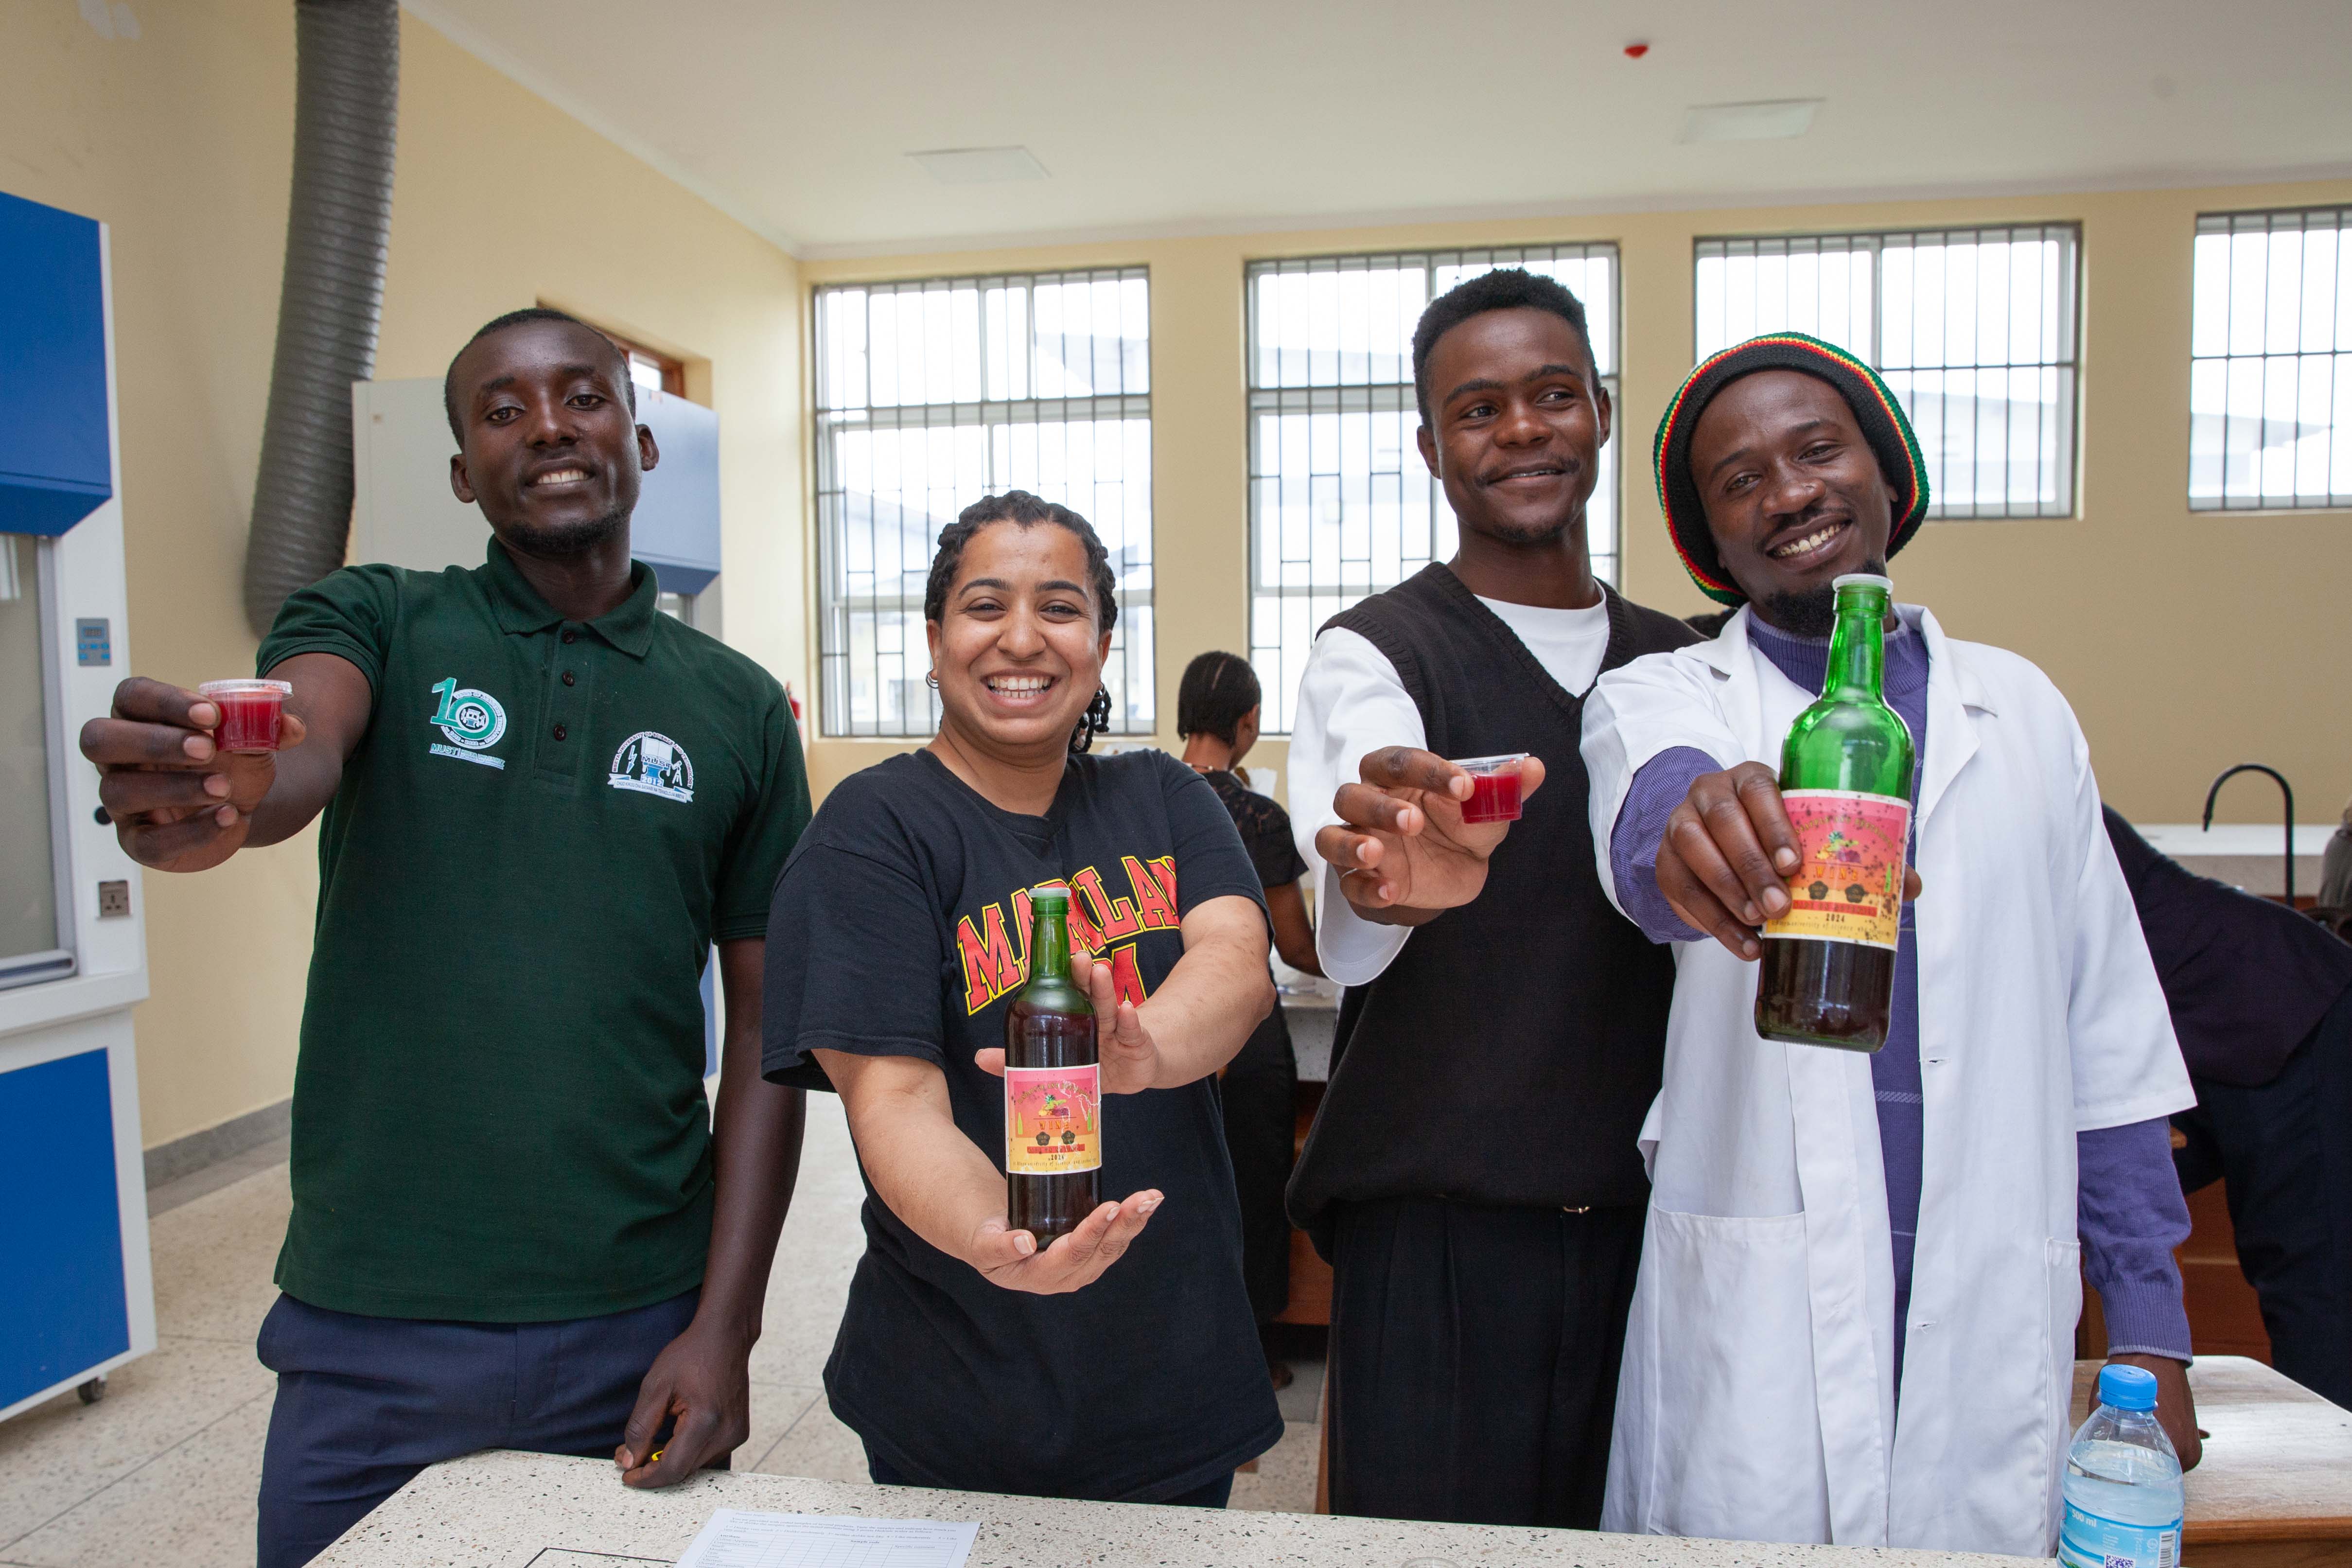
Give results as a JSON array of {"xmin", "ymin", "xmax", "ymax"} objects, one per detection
[{"xmin": 1651, "ymin": 332, "xmax": 1930, "ymax": 606}]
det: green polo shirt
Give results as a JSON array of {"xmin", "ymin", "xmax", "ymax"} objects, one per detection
[{"xmin": 256, "ymin": 541, "xmax": 809, "ymax": 1321}]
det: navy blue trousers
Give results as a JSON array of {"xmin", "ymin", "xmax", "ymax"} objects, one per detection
[
  {"xmin": 255, "ymin": 1287, "xmax": 699, "ymax": 1568},
  {"xmin": 2174, "ymin": 981, "xmax": 2352, "ymax": 1409}
]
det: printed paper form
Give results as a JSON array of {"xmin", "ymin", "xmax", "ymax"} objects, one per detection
[{"xmin": 673, "ymin": 1508, "xmax": 978, "ymax": 1568}]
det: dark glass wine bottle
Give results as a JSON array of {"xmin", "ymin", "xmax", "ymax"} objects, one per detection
[
  {"xmin": 1755, "ymin": 573, "xmax": 1916, "ymax": 1052},
  {"xmin": 1004, "ymin": 884, "xmax": 1101, "ymax": 1242}
]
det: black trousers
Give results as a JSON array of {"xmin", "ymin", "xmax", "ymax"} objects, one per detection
[
  {"xmin": 1219, "ymin": 1004, "xmax": 1298, "ymax": 1324},
  {"xmin": 1326, "ymin": 1197, "xmax": 1644, "ymax": 1529},
  {"xmin": 2173, "ymin": 982, "xmax": 2352, "ymax": 1409}
]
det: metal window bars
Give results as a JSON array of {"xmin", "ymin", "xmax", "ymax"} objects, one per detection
[
  {"xmin": 814, "ymin": 268, "xmax": 1154, "ymax": 738},
  {"xmin": 1694, "ymin": 226, "xmax": 2081, "ymax": 521},
  {"xmin": 2190, "ymin": 207, "xmax": 2352, "ymax": 512},
  {"xmin": 1244, "ymin": 245, "xmax": 1620, "ymax": 734}
]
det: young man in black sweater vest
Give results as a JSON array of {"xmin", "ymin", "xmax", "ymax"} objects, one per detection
[{"xmin": 1286, "ymin": 270, "xmax": 1697, "ymax": 1527}]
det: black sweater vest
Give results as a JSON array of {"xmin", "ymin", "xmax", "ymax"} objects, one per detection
[{"xmin": 1286, "ymin": 564, "xmax": 1701, "ymax": 1241}]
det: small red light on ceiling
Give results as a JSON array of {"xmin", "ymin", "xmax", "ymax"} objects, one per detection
[{"xmin": 1624, "ymin": 42, "xmax": 1650, "ymax": 58}]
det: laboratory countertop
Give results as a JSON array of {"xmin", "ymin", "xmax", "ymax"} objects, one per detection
[{"xmin": 311, "ymin": 1450, "xmax": 2036, "ymax": 1568}]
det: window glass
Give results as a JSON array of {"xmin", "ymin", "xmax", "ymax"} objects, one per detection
[
  {"xmin": 1695, "ymin": 226, "xmax": 2081, "ymax": 520},
  {"xmin": 814, "ymin": 269, "xmax": 1153, "ymax": 738},
  {"xmin": 1244, "ymin": 246, "xmax": 1619, "ymax": 732},
  {"xmin": 0, "ymin": 533, "xmax": 67, "ymax": 987},
  {"xmin": 2189, "ymin": 207, "xmax": 2352, "ymax": 511}
]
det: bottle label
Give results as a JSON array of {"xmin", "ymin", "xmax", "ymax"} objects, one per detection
[
  {"xmin": 2058, "ymin": 1498, "xmax": 2180, "ymax": 1568},
  {"xmin": 1005, "ymin": 1064, "xmax": 1102, "ymax": 1175},
  {"xmin": 1762, "ymin": 790, "xmax": 1910, "ymax": 951}
]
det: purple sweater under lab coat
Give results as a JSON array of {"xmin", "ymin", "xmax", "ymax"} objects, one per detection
[{"xmin": 1607, "ymin": 612, "xmax": 2193, "ymax": 1374}]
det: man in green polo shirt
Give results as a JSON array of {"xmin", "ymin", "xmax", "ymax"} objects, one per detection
[{"xmin": 81, "ymin": 309, "xmax": 810, "ymax": 1568}]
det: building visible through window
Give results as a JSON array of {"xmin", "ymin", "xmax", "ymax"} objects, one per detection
[
  {"xmin": 1694, "ymin": 226, "xmax": 2081, "ymax": 521},
  {"xmin": 2190, "ymin": 207, "xmax": 2352, "ymax": 511},
  {"xmin": 1244, "ymin": 245, "xmax": 1619, "ymax": 733},
  {"xmin": 813, "ymin": 269, "xmax": 1153, "ymax": 739}
]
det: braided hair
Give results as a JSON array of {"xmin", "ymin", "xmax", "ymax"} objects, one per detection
[{"xmin": 924, "ymin": 491, "xmax": 1120, "ymax": 754}]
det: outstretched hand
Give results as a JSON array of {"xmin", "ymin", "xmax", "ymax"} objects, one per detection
[
  {"xmin": 972, "ymin": 945, "xmax": 1162, "ymax": 1095},
  {"xmin": 1313, "ymin": 747, "xmax": 1545, "ymax": 923},
  {"xmin": 1657, "ymin": 760, "xmax": 1921, "ymax": 959},
  {"xmin": 79, "ymin": 677, "xmax": 307, "ymax": 873},
  {"xmin": 963, "ymin": 1187, "xmax": 1162, "ymax": 1294}
]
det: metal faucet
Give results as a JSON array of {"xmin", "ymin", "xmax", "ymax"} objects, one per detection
[{"xmin": 2203, "ymin": 762, "xmax": 2297, "ymax": 904}]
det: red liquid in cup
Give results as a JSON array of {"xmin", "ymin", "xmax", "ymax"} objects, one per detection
[
  {"xmin": 199, "ymin": 681, "xmax": 290, "ymax": 754},
  {"xmin": 1459, "ymin": 767, "xmax": 1524, "ymax": 824}
]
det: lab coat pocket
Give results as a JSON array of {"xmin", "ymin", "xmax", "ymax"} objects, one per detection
[{"xmin": 1637, "ymin": 1205, "xmax": 1828, "ymax": 1544}]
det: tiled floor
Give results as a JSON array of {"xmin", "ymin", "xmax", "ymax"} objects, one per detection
[{"xmin": 0, "ymin": 1096, "xmax": 1319, "ymax": 1567}]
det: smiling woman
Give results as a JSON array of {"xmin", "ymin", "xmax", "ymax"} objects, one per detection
[{"xmin": 757, "ymin": 489, "xmax": 1285, "ymax": 1506}]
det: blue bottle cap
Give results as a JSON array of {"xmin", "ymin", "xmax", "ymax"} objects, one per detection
[{"xmin": 2098, "ymin": 1363, "xmax": 2159, "ymax": 1411}]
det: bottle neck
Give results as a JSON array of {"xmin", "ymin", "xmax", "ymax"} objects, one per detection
[
  {"xmin": 1030, "ymin": 901, "xmax": 1072, "ymax": 983},
  {"xmin": 1824, "ymin": 592, "xmax": 1889, "ymax": 701}
]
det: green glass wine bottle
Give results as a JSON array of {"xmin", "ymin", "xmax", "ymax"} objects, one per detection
[
  {"xmin": 1004, "ymin": 884, "xmax": 1100, "ymax": 1242},
  {"xmin": 1755, "ymin": 573, "xmax": 1917, "ymax": 1052}
]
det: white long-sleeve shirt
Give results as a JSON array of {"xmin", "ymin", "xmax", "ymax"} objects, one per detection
[{"xmin": 1288, "ymin": 595, "xmax": 1612, "ymax": 985}]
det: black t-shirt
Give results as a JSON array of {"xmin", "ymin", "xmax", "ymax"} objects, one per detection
[
  {"xmin": 761, "ymin": 748, "xmax": 1282, "ymax": 1501},
  {"xmin": 1198, "ymin": 768, "xmax": 1309, "ymax": 891}
]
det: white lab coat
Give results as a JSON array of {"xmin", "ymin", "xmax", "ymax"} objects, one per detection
[{"xmin": 1580, "ymin": 605, "xmax": 2191, "ymax": 1557}]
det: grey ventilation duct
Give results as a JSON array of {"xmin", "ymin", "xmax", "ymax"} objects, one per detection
[{"xmin": 241, "ymin": 0, "xmax": 400, "ymax": 636}]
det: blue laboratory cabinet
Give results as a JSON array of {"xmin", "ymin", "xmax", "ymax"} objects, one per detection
[
  {"xmin": 0, "ymin": 189, "xmax": 155, "ymax": 1423},
  {"xmin": 0, "ymin": 190, "xmax": 112, "ymax": 536}
]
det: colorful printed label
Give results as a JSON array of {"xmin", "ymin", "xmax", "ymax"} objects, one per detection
[
  {"xmin": 1005, "ymin": 1064, "xmax": 1102, "ymax": 1175},
  {"xmin": 2058, "ymin": 1498, "xmax": 2180, "ymax": 1568},
  {"xmin": 1762, "ymin": 789, "xmax": 1910, "ymax": 951}
]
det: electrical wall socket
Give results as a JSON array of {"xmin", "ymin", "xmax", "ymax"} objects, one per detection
[{"xmin": 97, "ymin": 880, "xmax": 131, "ymax": 918}]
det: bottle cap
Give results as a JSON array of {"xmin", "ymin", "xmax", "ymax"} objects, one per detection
[
  {"xmin": 1031, "ymin": 882, "xmax": 1071, "ymax": 905},
  {"xmin": 2097, "ymin": 1363, "xmax": 2159, "ymax": 1411},
  {"xmin": 1832, "ymin": 573, "xmax": 1893, "ymax": 595}
]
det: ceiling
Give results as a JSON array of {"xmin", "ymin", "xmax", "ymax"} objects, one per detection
[{"xmin": 405, "ymin": 0, "xmax": 2352, "ymax": 257}]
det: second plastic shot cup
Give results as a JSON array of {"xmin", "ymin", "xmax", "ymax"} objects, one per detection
[
  {"xmin": 197, "ymin": 679, "xmax": 292, "ymax": 755},
  {"xmin": 1449, "ymin": 753, "xmax": 1527, "ymax": 825}
]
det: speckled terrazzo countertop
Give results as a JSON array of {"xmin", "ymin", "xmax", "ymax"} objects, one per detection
[{"xmin": 309, "ymin": 1450, "xmax": 2038, "ymax": 1568}]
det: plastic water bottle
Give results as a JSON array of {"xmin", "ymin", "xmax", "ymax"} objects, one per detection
[{"xmin": 2058, "ymin": 1364, "xmax": 2183, "ymax": 1568}]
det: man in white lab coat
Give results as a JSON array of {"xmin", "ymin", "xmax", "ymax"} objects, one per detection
[{"xmin": 1579, "ymin": 334, "xmax": 2200, "ymax": 1554}]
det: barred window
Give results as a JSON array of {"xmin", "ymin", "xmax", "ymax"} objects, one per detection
[
  {"xmin": 1245, "ymin": 245, "xmax": 1619, "ymax": 733},
  {"xmin": 1694, "ymin": 226, "xmax": 2080, "ymax": 519},
  {"xmin": 2191, "ymin": 208, "xmax": 2352, "ymax": 511},
  {"xmin": 814, "ymin": 269, "xmax": 1153, "ymax": 738}
]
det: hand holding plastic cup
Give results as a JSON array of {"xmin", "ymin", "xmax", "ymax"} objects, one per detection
[
  {"xmin": 1448, "ymin": 753, "xmax": 1528, "ymax": 825},
  {"xmin": 196, "ymin": 679, "xmax": 292, "ymax": 755}
]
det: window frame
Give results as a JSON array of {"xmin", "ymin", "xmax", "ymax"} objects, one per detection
[
  {"xmin": 1, "ymin": 534, "xmax": 78, "ymax": 992},
  {"xmin": 1693, "ymin": 223, "xmax": 2084, "ymax": 522},
  {"xmin": 811, "ymin": 266, "xmax": 1155, "ymax": 740},
  {"xmin": 1243, "ymin": 243, "xmax": 1623, "ymax": 734},
  {"xmin": 2188, "ymin": 204, "xmax": 2352, "ymax": 514}
]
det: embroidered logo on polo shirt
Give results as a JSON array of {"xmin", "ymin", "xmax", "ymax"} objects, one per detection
[
  {"xmin": 426, "ymin": 677, "xmax": 508, "ymax": 770},
  {"xmin": 609, "ymin": 731, "xmax": 693, "ymax": 803}
]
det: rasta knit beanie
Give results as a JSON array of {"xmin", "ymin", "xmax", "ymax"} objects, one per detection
[{"xmin": 1652, "ymin": 332, "xmax": 1930, "ymax": 605}]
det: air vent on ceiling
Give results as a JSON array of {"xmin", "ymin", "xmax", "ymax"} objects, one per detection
[
  {"xmin": 1679, "ymin": 100, "xmax": 1821, "ymax": 143},
  {"xmin": 906, "ymin": 146, "xmax": 1050, "ymax": 185}
]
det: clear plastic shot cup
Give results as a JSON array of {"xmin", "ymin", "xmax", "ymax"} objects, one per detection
[
  {"xmin": 197, "ymin": 679, "xmax": 292, "ymax": 755},
  {"xmin": 1449, "ymin": 753, "xmax": 1528, "ymax": 825}
]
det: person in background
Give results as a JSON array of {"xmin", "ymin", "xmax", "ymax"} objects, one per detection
[
  {"xmin": 1290, "ymin": 268, "xmax": 1700, "ymax": 1528},
  {"xmin": 2105, "ymin": 807, "xmax": 2352, "ymax": 1407},
  {"xmin": 79, "ymin": 309, "xmax": 810, "ymax": 1568},
  {"xmin": 2320, "ymin": 792, "xmax": 2352, "ymax": 916},
  {"xmin": 1581, "ymin": 333, "xmax": 2197, "ymax": 1553},
  {"xmin": 761, "ymin": 492, "xmax": 1282, "ymax": 1506},
  {"xmin": 1176, "ymin": 650, "xmax": 1323, "ymax": 1389}
]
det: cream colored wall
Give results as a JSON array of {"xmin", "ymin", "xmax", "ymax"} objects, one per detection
[
  {"xmin": 802, "ymin": 180, "xmax": 2352, "ymax": 834},
  {"xmin": 2, "ymin": 2, "xmax": 804, "ymax": 1150}
]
